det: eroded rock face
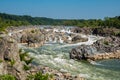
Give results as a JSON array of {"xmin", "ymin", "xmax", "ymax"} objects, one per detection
[
  {"xmin": 92, "ymin": 28, "xmax": 120, "ymax": 37},
  {"xmin": 70, "ymin": 45, "xmax": 97, "ymax": 60},
  {"xmin": 70, "ymin": 36, "xmax": 120, "ymax": 61},
  {"xmin": 93, "ymin": 36, "xmax": 120, "ymax": 52},
  {"xmin": 0, "ymin": 37, "xmax": 19, "ymax": 62},
  {"xmin": 20, "ymin": 29, "xmax": 45, "ymax": 47},
  {"xmin": 71, "ymin": 27, "xmax": 120, "ymax": 37},
  {"xmin": 0, "ymin": 37, "xmax": 27, "ymax": 80}
]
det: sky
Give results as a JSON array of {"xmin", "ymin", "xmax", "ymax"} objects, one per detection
[{"xmin": 0, "ymin": 0, "xmax": 120, "ymax": 19}]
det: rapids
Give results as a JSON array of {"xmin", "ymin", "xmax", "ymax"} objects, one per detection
[{"xmin": 20, "ymin": 26, "xmax": 120, "ymax": 80}]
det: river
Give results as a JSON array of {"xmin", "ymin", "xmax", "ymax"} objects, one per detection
[{"xmin": 20, "ymin": 26, "xmax": 120, "ymax": 80}]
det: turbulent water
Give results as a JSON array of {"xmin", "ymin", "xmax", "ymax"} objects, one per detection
[{"xmin": 20, "ymin": 26, "xmax": 120, "ymax": 80}]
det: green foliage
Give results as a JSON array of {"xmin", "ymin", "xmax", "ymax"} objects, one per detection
[
  {"xmin": 23, "ymin": 64, "xmax": 31, "ymax": 71},
  {"xmin": 0, "ymin": 59, "xmax": 3, "ymax": 63},
  {"xmin": 19, "ymin": 49, "xmax": 22, "ymax": 53},
  {"xmin": 24, "ymin": 58, "xmax": 34, "ymax": 65},
  {"xmin": 0, "ymin": 74, "xmax": 16, "ymax": 80},
  {"xmin": 19, "ymin": 51, "xmax": 34, "ymax": 65},
  {"xmin": 31, "ymin": 30, "xmax": 35, "ymax": 33},
  {"xmin": 19, "ymin": 51, "xmax": 34, "ymax": 71},
  {"xmin": 10, "ymin": 59, "xmax": 16, "ymax": 66},
  {"xmin": 104, "ymin": 41, "xmax": 109, "ymax": 45},
  {"xmin": 19, "ymin": 52, "xmax": 28, "ymax": 61},
  {"xmin": 0, "ymin": 12, "xmax": 120, "ymax": 32},
  {"xmin": 27, "ymin": 71, "xmax": 53, "ymax": 80}
]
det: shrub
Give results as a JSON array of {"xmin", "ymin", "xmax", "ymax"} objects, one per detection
[
  {"xmin": 19, "ymin": 52, "xmax": 28, "ymax": 61},
  {"xmin": 0, "ymin": 74, "xmax": 16, "ymax": 80},
  {"xmin": 23, "ymin": 64, "xmax": 31, "ymax": 71}
]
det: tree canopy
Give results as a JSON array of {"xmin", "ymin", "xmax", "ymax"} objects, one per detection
[{"xmin": 0, "ymin": 13, "xmax": 120, "ymax": 32}]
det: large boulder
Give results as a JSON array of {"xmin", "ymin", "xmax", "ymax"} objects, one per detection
[
  {"xmin": 0, "ymin": 36, "xmax": 27, "ymax": 80},
  {"xmin": 70, "ymin": 45, "xmax": 97, "ymax": 60},
  {"xmin": 20, "ymin": 29, "xmax": 45, "ymax": 47},
  {"xmin": 71, "ymin": 35, "xmax": 88, "ymax": 43}
]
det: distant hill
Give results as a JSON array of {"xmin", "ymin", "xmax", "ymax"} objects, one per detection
[{"xmin": 0, "ymin": 13, "xmax": 120, "ymax": 31}]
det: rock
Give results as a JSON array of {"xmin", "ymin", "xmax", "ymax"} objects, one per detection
[
  {"xmin": 70, "ymin": 36, "xmax": 120, "ymax": 61},
  {"xmin": 0, "ymin": 37, "xmax": 27, "ymax": 80},
  {"xmin": 72, "ymin": 35, "xmax": 88, "ymax": 43},
  {"xmin": 74, "ymin": 75, "xmax": 86, "ymax": 80},
  {"xmin": 71, "ymin": 27, "xmax": 92, "ymax": 34},
  {"xmin": 70, "ymin": 45, "xmax": 97, "ymax": 60},
  {"xmin": 92, "ymin": 28, "xmax": 120, "ymax": 37},
  {"xmin": 63, "ymin": 73, "xmax": 71, "ymax": 78},
  {"xmin": 93, "ymin": 36, "xmax": 120, "ymax": 52},
  {"xmin": 20, "ymin": 29, "xmax": 45, "ymax": 47}
]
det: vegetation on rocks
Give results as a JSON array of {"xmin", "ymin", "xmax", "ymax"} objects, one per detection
[
  {"xmin": 19, "ymin": 50, "xmax": 34, "ymax": 70},
  {"xmin": 19, "ymin": 50, "xmax": 34, "ymax": 65},
  {"xmin": 27, "ymin": 71, "xmax": 53, "ymax": 80},
  {"xmin": 103, "ymin": 41, "xmax": 109, "ymax": 45},
  {"xmin": 0, "ymin": 74, "xmax": 16, "ymax": 80},
  {"xmin": 9, "ymin": 58, "xmax": 16, "ymax": 67}
]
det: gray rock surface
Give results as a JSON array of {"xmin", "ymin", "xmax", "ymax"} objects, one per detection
[
  {"xmin": 70, "ymin": 36, "xmax": 120, "ymax": 60},
  {"xmin": 0, "ymin": 37, "xmax": 27, "ymax": 80},
  {"xmin": 72, "ymin": 35, "xmax": 88, "ymax": 43}
]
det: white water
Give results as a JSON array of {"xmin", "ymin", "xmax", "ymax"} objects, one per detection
[
  {"xmin": 57, "ymin": 35, "xmax": 103, "ymax": 48},
  {"xmin": 19, "ymin": 26, "xmax": 120, "ymax": 80}
]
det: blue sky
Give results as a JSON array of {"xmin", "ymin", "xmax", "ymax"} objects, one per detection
[{"xmin": 0, "ymin": 0, "xmax": 120, "ymax": 19}]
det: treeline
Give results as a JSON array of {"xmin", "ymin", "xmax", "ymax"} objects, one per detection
[
  {"xmin": 62, "ymin": 17, "xmax": 120, "ymax": 28},
  {"xmin": 0, "ymin": 13, "xmax": 120, "ymax": 31}
]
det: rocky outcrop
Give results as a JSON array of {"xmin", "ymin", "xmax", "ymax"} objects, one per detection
[
  {"xmin": 20, "ymin": 29, "xmax": 45, "ymax": 47},
  {"xmin": 70, "ymin": 36, "xmax": 120, "ymax": 61},
  {"xmin": 71, "ymin": 27, "xmax": 120, "ymax": 37},
  {"xmin": 93, "ymin": 36, "xmax": 120, "ymax": 52},
  {"xmin": 0, "ymin": 36, "xmax": 27, "ymax": 80},
  {"xmin": 92, "ymin": 28, "xmax": 120, "ymax": 37},
  {"xmin": 88, "ymin": 50, "xmax": 120, "ymax": 60},
  {"xmin": 71, "ymin": 27, "xmax": 92, "ymax": 34},
  {"xmin": 70, "ymin": 45, "xmax": 97, "ymax": 60},
  {"xmin": 72, "ymin": 35, "xmax": 88, "ymax": 43},
  {"xmin": 37, "ymin": 66, "xmax": 85, "ymax": 80}
]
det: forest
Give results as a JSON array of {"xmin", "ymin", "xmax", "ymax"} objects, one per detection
[{"xmin": 0, "ymin": 13, "xmax": 120, "ymax": 32}]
